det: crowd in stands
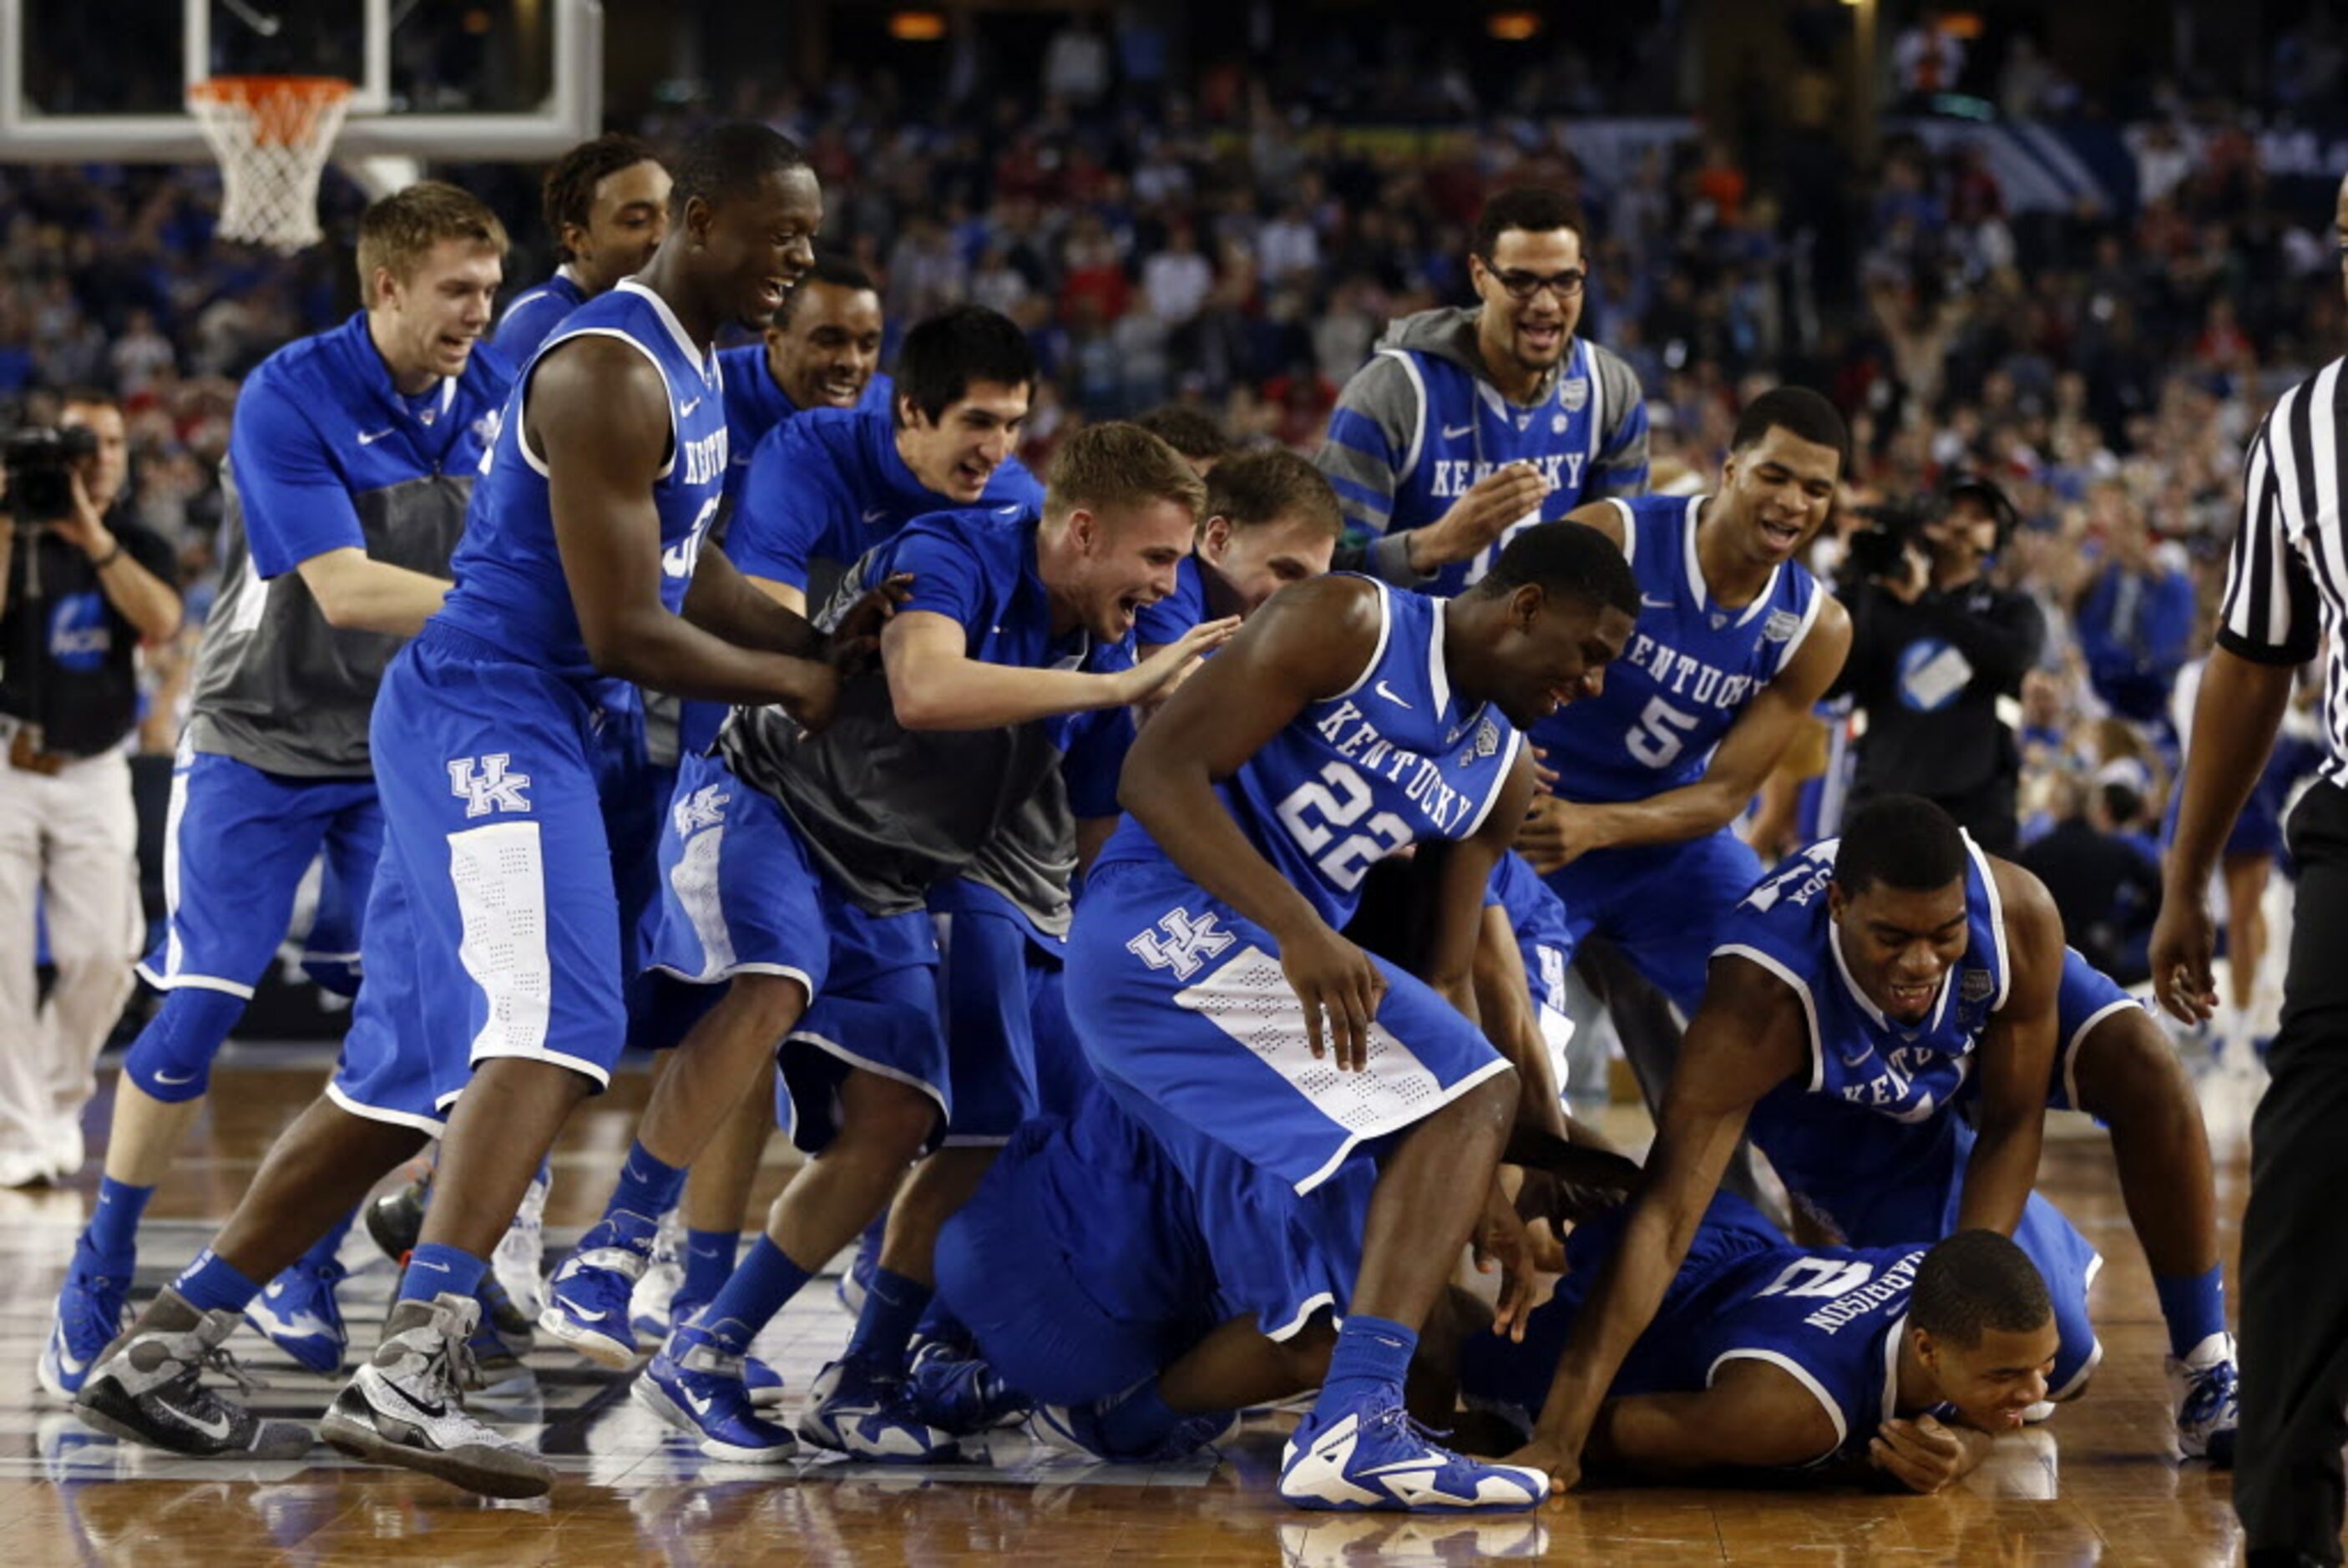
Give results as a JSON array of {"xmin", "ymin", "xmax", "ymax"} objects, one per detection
[{"xmin": 4, "ymin": 19, "xmax": 2342, "ymax": 1002}]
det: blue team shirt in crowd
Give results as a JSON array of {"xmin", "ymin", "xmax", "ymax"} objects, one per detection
[
  {"xmin": 1134, "ymin": 553, "xmax": 1206, "ymax": 645},
  {"xmin": 1536, "ymin": 493, "xmax": 1825, "ymax": 805},
  {"xmin": 726, "ymin": 405, "xmax": 1045, "ymax": 592},
  {"xmin": 488, "ymin": 270, "xmax": 589, "ymax": 364},
  {"xmin": 1094, "ymin": 580, "xmax": 1525, "ymax": 931},
  {"xmin": 437, "ymin": 279, "xmax": 728, "ymax": 680}
]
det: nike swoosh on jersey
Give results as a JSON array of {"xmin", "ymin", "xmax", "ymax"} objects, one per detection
[
  {"xmin": 1640, "ymin": 594, "xmax": 1673, "ymax": 609},
  {"xmin": 680, "ymin": 397, "xmax": 702, "ymax": 416},
  {"xmin": 1441, "ymin": 423, "xmax": 1474, "ymax": 439},
  {"xmin": 861, "ymin": 508, "xmax": 889, "ymax": 524},
  {"xmin": 357, "ymin": 427, "xmax": 397, "ymax": 446},
  {"xmin": 1374, "ymin": 680, "xmax": 1413, "ymax": 708}
]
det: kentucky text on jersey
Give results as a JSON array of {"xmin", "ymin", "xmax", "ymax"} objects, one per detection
[
  {"xmin": 1427, "ymin": 451, "xmax": 1587, "ymax": 500},
  {"xmin": 1310, "ymin": 698, "xmax": 1492, "ymax": 837}
]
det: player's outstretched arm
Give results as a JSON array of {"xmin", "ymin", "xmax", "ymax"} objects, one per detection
[
  {"xmin": 883, "ymin": 609, "xmax": 1236, "ymax": 731},
  {"xmin": 532, "ymin": 338, "xmax": 838, "ymax": 717},
  {"xmin": 2153, "ymin": 647, "xmax": 2295, "ymax": 1022},
  {"xmin": 1471, "ymin": 900, "xmax": 1570, "ymax": 1141},
  {"xmin": 1520, "ymin": 598, "xmax": 1851, "ymax": 870},
  {"xmin": 1117, "ymin": 575, "xmax": 1394, "ymax": 1068},
  {"xmin": 1509, "ymin": 955, "xmax": 1808, "ymax": 1492},
  {"xmin": 1956, "ymin": 862, "xmax": 2064, "ymax": 1237}
]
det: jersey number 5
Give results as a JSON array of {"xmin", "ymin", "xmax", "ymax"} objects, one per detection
[
  {"xmin": 1624, "ymin": 695, "xmax": 1701, "ymax": 769},
  {"xmin": 1275, "ymin": 761, "xmax": 1412, "ymax": 892}
]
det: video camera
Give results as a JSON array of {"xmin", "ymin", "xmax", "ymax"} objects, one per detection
[
  {"xmin": 4, "ymin": 423, "xmax": 99, "ymax": 528},
  {"xmin": 1839, "ymin": 472, "xmax": 2019, "ymax": 585}
]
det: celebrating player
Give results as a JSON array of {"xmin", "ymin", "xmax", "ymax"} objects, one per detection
[
  {"xmin": 43, "ymin": 183, "xmax": 511, "ymax": 1399},
  {"xmin": 1509, "ymin": 795, "xmax": 2236, "ymax": 1496},
  {"xmin": 1069, "ymin": 521, "xmax": 1639, "ymax": 1511},
  {"xmin": 73, "ymin": 124, "xmax": 856, "ymax": 1499},
  {"xmin": 491, "ymin": 133, "xmax": 671, "ymax": 361}
]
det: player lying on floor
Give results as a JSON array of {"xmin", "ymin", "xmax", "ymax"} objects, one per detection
[
  {"xmin": 921, "ymin": 1081, "xmax": 1634, "ymax": 1465},
  {"xmin": 1452, "ymin": 1189, "xmax": 2094, "ymax": 1494}
]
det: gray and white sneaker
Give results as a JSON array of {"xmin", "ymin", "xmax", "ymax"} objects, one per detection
[
  {"xmin": 319, "ymin": 1292, "xmax": 554, "ymax": 1500},
  {"xmin": 73, "ymin": 1287, "xmax": 313, "ymax": 1459},
  {"xmin": 630, "ymin": 1206, "xmax": 685, "ymax": 1346}
]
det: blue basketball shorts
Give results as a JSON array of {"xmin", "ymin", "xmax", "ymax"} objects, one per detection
[
  {"xmin": 1543, "ymin": 828, "xmax": 1765, "ymax": 1015},
  {"xmin": 1066, "ymin": 855, "xmax": 1511, "ymax": 1195},
  {"xmin": 139, "ymin": 743, "xmax": 382, "ymax": 1003},
  {"xmin": 643, "ymin": 748, "xmax": 943, "ymax": 1156},
  {"xmin": 327, "ymin": 627, "xmax": 630, "ymax": 1133}
]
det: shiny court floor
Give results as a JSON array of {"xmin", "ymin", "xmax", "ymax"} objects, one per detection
[{"xmin": 0, "ymin": 1052, "xmax": 2287, "ymax": 1565}]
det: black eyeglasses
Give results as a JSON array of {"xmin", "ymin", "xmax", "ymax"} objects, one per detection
[{"xmin": 1480, "ymin": 260, "xmax": 1586, "ymax": 301}]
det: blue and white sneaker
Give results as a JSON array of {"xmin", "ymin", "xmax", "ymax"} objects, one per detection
[
  {"xmin": 540, "ymin": 1243, "xmax": 650, "ymax": 1370},
  {"xmin": 904, "ymin": 1338, "xmax": 1031, "ymax": 1435},
  {"xmin": 797, "ymin": 1356, "xmax": 961, "ymax": 1461},
  {"xmin": 1278, "ymin": 1404, "xmax": 1546, "ymax": 1512},
  {"xmin": 1031, "ymin": 1395, "xmax": 1236, "ymax": 1462},
  {"xmin": 40, "ymin": 1267, "xmax": 130, "ymax": 1398},
  {"xmin": 2169, "ymin": 1332, "xmax": 2239, "ymax": 1466},
  {"xmin": 665, "ymin": 1294, "xmax": 783, "ymax": 1407},
  {"xmin": 243, "ymin": 1258, "xmax": 349, "ymax": 1375},
  {"xmin": 633, "ymin": 1323, "xmax": 798, "ymax": 1464}
]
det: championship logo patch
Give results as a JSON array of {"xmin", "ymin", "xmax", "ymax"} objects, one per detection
[
  {"xmin": 1959, "ymin": 968, "xmax": 1995, "ymax": 1004},
  {"xmin": 1460, "ymin": 717, "xmax": 1501, "ymax": 766},
  {"xmin": 1762, "ymin": 609, "xmax": 1803, "ymax": 644},
  {"xmin": 1559, "ymin": 377, "xmax": 1589, "ymax": 412}
]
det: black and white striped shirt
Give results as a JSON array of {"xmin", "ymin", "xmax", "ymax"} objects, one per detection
[{"xmin": 2220, "ymin": 356, "xmax": 2348, "ymax": 786}]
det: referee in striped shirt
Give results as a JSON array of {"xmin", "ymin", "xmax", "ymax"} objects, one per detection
[{"xmin": 2154, "ymin": 175, "xmax": 2348, "ymax": 1568}]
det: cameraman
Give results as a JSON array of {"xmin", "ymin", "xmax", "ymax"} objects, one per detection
[
  {"xmin": 1835, "ymin": 473, "xmax": 2043, "ymax": 854},
  {"xmin": 0, "ymin": 390, "xmax": 180, "ymax": 1186}
]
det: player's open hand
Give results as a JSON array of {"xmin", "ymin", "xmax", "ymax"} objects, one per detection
[
  {"xmin": 1279, "ymin": 919, "xmax": 1386, "ymax": 1072},
  {"xmin": 1414, "ymin": 462, "xmax": 1551, "ymax": 572},
  {"xmin": 832, "ymin": 574, "xmax": 912, "ymax": 655},
  {"xmin": 2148, "ymin": 888, "xmax": 2219, "ymax": 1025},
  {"xmin": 1870, "ymin": 1414, "xmax": 1989, "ymax": 1495},
  {"xmin": 1116, "ymin": 615, "xmax": 1242, "ymax": 706},
  {"xmin": 1475, "ymin": 1182, "xmax": 1558, "ymax": 1341}
]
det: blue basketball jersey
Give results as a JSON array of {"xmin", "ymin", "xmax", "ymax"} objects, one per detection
[
  {"xmin": 1536, "ymin": 493, "xmax": 1824, "ymax": 806},
  {"xmin": 437, "ymin": 279, "xmax": 728, "ymax": 680},
  {"xmin": 489, "ymin": 270, "xmax": 587, "ymax": 363},
  {"xmin": 1384, "ymin": 336, "xmax": 1622, "ymax": 597},
  {"xmin": 1715, "ymin": 833, "xmax": 2009, "ymax": 1125},
  {"xmin": 1471, "ymin": 1196, "xmax": 1924, "ymax": 1464},
  {"xmin": 1093, "ymin": 581, "xmax": 1525, "ymax": 930},
  {"xmin": 716, "ymin": 342, "xmax": 893, "ymax": 496}
]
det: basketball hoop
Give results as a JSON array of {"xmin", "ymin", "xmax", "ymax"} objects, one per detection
[{"xmin": 189, "ymin": 76, "xmax": 354, "ymax": 254}]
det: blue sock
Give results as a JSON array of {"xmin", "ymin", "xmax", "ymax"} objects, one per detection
[
  {"xmin": 174, "ymin": 1247, "xmax": 263, "ymax": 1315},
  {"xmin": 683, "ymin": 1228, "xmax": 740, "ymax": 1309},
  {"xmin": 293, "ymin": 1207, "xmax": 357, "ymax": 1273},
  {"xmin": 397, "ymin": 1242, "xmax": 488, "ymax": 1306},
  {"xmin": 78, "ymin": 1176, "xmax": 154, "ymax": 1277},
  {"xmin": 847, "ymin": 1267, "xmax": 933, "ymax": 1371},
  {"xmin": 1099, "ymin": 1377, "xmax": 1186, "ymax": 1456},
  {"xmin": 582, "ymin": 1141, "xmax": 686, "ymax": 1252},
  {"xmin": 2153, "ymin": 1264, "xmax": 2227, "ymax": 1360},
  {"xmin": 697, "ymin": 1237, "xmax": 812, "ymax": 1357},
  {"xmin": 1320, "ymin": 1314, "xmax": 1417, "ymax": 1409}
]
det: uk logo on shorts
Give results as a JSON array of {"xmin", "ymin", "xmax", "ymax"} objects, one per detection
[
  {"xmin": 670, "ymin": 781, "xmax": 730, "ymax": 837},
  {"xmin": 447, "ymin": 754, "xmax": 533, "ymax": 817},
  {"xmin": 1126, "ymin": 908, "xmax": 1236, "ymax": 979}
]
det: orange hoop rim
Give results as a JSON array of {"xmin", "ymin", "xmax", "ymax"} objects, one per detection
[{"xmin": 190, "ymin": 75, "xmax": 354, "ymax": 148}]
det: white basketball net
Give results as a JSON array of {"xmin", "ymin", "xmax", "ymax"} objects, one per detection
[{"xmin": 189, "ymin": 77, "xmax": 354, "ymax": 255}]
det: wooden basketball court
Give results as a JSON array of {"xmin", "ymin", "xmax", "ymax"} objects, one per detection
[{"xmin": 0, "ymin": 1054, "xmax": 2275, "ymax": 1565}]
